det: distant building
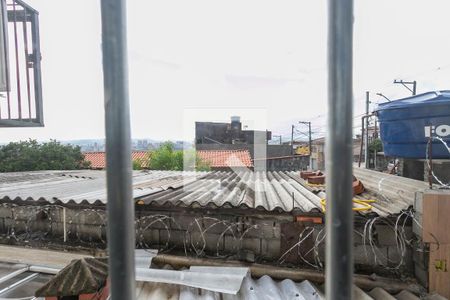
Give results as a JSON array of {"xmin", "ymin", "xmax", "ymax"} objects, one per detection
[
  {"xmin": 195, "ymin": 116, "xmax": 271, "ymax": 145},
  {"xmin": 310, "ymin": 137, "xmax": 325, "ymax": 170}
]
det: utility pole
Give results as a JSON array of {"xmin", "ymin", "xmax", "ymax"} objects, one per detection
[
  {"xmin": 393, "ymin": 79, "xmax": 417, "ymax": 95},
  {"xmin": 298, "ymin": 121, "xmax": 312, "ymax": 164},
  {"xmin": 291, "ymin": 125, "xmax": 294, "ymax": 155},
  {"xmin": 365, "ymin": 91, "xmax": 369, "ymax": 168}
]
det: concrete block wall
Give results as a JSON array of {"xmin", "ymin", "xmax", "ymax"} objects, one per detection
[
  {"xmin": 309, "ymin": 222, "xmax": 414, "ymax": 274},
  {"xmin": 0, "ymin": 204, "xmax": 415, "ymax": 274}
]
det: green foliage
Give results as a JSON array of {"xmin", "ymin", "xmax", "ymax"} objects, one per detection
[
  {"xmin": 148, "ymin": 142, "xmax": 211, "ymax": 171},
  {"xmin": 369, "ymin": 138, "xmax": 383, "ymax": 153},
  {"xmin": 132, "ymin": 159, "xmax": 143, "ymax": 170},
  {"xmin": 0, "ymin": 139, "xmax": 90, "ymax": 172}
]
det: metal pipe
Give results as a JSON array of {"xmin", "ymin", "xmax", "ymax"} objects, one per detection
[
  {"xmin": 364, "ymin": 92, "xmax": 370, "ymax": 168},
  {"xmin": 22, "ymin": 6, "xmax": 32, "ymax": 120},
  {"xmin": 30, "ymin": 9, "xmax": 43, "ymax": 126},
  {"xmin": 326, "ymin": 0, "xmax": 354, "ymax": 299},
  {"xmin": 12, "ymin": 0, "xmax": 22, "ymax": 120},
  {"xmin": 428, "ymin": 137, "xmax": 433, "ymax": 189},
  {"xmin": 100, "ymin": 0, "xmax": 135, "ymax": 299},
  {"xmin": 358, "ymin": 117, "xmax": 364, "ymax": 167}
]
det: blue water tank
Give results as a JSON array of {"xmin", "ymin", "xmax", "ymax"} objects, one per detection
[{"xmin": 375, "ymin": 91, "xmax": 450, "ymax": 159}]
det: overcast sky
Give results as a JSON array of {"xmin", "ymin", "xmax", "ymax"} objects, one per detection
[{"xmin": 2, "ymin": 0, "xmax": 450, "ymax": 143}]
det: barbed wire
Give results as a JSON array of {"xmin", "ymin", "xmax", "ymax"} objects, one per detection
[{"xmin": 0, "ymin": 203, "xmax": 428, "ymax": 271}]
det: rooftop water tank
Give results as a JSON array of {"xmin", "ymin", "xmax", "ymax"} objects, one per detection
[{"xmin": 375, "ymin": 91, "xmax": 450, "ymax": 159}]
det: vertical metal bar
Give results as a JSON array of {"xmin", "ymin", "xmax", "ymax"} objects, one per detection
[
  {"xmin": 428, "ymin": 137, "xmax": 433, "ymax": 189},
  {"xmin": 0, "ymin": 0, "xmax": 8, "ymax": 118},
  {"xmin": 358, "ymin": 117, "xmax": 364, "ymax": 167},
  {"xmin": 413, "ymin": 80, "xmax": 417, "ymax": 95},
  {"xmin": 2, "ymin": 0, "xmax": 11, "ymax": 119},
  {"xmin": 308, "ymin": 121, "xmax": 312, "ymax": 163},
  {"xmin": 21, "ymin": 6, "xmax": 31, "ymax": 120},
  {"xmin": 12, "ymin": 0, "xmax": 22, "ymax": 119},
  {"xmin": 100, "ymin": 0, "xmax": 135, "ymax": 299},
  {"xmin": 63, "ymin": 207, "xmax": 67, "ymax": 242},
  {"xmin": 326, "ymin": 0, "xmax": 354, "ymax": 299},
  {"xmin": 364, "ymin": 92, "xmax": 369, "ymax": 168},
  {"xmin": 30, "ymin": 10, "xmax": 43, "ymax": 125}
]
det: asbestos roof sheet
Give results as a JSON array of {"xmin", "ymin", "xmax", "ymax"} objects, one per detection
[
  {"xmin": 0, "ymin": 168, "xmax": 429, "ymax": 216},
  {"xmin": 0, "ymin": 170, "xmax": 206, "ymax": 205},
  {"xmin": 136, "ymin": 274, "xmax": 427, "ymax": 300},
  {"xmin": 197, "ymin": 150, "xmax": 253, "ymax": 168},
  {"xmin": 140, "ymin": 171, "xmax": 322, "ymax": 212},
  {"xmin": 352, "ymin": 167, "xmax": 429, "ymax": 216},
  {"xmin": 84, "ymin": 151, "xmax": 150, "ymax": 169}
]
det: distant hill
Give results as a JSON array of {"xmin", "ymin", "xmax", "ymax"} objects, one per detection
[{"xmin": 61, "ymin": 139, "xmax": 193, "ymax": 152}]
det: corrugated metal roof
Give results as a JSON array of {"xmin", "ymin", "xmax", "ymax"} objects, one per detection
[
  {"xmin": 197, "ymin": 150, "xmax": 253, "ymax": 168},
  {"xmin": 0, "ymin": 168, "xmax": 430, "ymax": 216}
]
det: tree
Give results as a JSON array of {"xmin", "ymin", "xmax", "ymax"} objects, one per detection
[
  {"xmin": 0, "ymin": 139, "xmax": 90, "ymax": 172},
  {"xmin": 148, "ymin": 142, "xmax": 210, "ymax": 171},
  {"xmin": 369, "ymin": 138, "xmax": 383, "ymax": 153}
]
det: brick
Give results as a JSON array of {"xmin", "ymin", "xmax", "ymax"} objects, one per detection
[
  {"xmin": 0, "ymin": 207, "xmax": 13, "ymax": 219},
  {"xmin": 201, "ymin": 215, "xmax": 240, "ymax": 235},
  {"xmin": 138, "ymin": 229, "xmax": 159, "ymax": 247},
  {"xmin": 72, "ymin": 210, "xmax": 106, "ymax": 226},
  {"xmin": 51, "ymin": 222, "xmax": 65, "ymax": 237},
  {"xmin": 12, "ymin": 220, "xmax": 27, "ymax": 234},
  {"xmin": 77, "ymin": 224, "xmax": 105, "ymax": 242},
  {"xmin": 354, "ymin": 244, "xmax": 388, "ymax": 266},
  {"xmin": 375, "ymin": 224, "xmax": 398, "ymax": 246},
  {"xmin": 387, "ymin": 246, "xmax": 412, "ymax": 269},
  {"xmin": 353, "ymin": 227, "xmax": 365, "ymax": 245},
  {"xmin": 169, "ymin": 213, "xmax": 203, "ymax": 230},
  {"xmin": 11, "ymin": 207, "xmax": 35, "ymax": 222},
  {"xmin": 261, "ymin": 238, "xmax": 280, "ymax": 258},
  {"xmin": 159, "ymin": 229, "xmax": 185, "ymax": 249},
  {"xmin": 242, "ymin": 220, "xmax": 281, "ymax": 239},
  {"xmin": 241, "ymin": 237, "xmax": 261, "ymax": 255},
  {"xmin": 137, "ymin": 213, "xmax": 175, "ymax": 230},
  {"xmin": 204, "ymin": 233, "xmax": 225, "ymax": 253},
  {"xmin": 47, "ymin": 207, "xmax": 64, "ymax": 223}
]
